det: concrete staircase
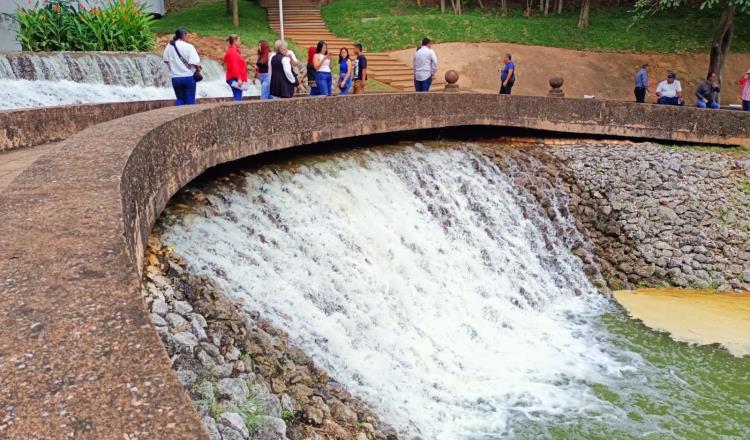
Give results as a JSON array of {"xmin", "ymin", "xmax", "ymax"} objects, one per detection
[{"xmin": 260, "ymin": 0, "xmax": 441, "ymax": 91}]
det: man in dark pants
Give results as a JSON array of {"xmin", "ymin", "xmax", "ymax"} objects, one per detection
[
  {"xmin": 499, "ymin": 53, "xmax": 515, "ymax": 95},
  {"xmin": 634, "ymin": 63, "xmax": 649, "ymax": 103}
]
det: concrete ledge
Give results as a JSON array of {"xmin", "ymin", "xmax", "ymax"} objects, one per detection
[
  {"xmin": 0, "ymin": 93, "xmax": 748, "ymax": 439},
  {"xmin": 0, "ymin": 96, "xmax": 260, "ymax": 153}
]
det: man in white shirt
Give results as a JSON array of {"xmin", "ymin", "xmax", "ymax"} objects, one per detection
[
  {"xmin": 413, "ymin": 38, "xmax": 438, "ymax": 93},
  {"xmin": 655, "ymin": 72, "xmax": 684, "ymax": 106}
]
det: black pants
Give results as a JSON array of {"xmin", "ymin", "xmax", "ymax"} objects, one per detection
[
  {"xmin": 500, "ymin": 81, "xmax": 514, "ymax": 95},
  {"xmin": 634, "ymin": 87, "xmax": 647, "ymax": 103}
]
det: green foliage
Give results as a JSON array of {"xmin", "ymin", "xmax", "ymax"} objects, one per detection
[
  {"xmin": 321, "ymin": 0, "xmax": 750, "ymax": 53},
  {"xmin": 634, "ymin": 0, "xmax": 750, "ymax": 18},
  {"xmin": 16, "ymin": 0, "xmax": 154, "ymax": 52},
  {"xmin": 281, "ymin": 409, "xmax": 297, "ymax": 421},
  {"xmin": 191, "ymin": 378, "xmax": 268, "ymax": 433}
]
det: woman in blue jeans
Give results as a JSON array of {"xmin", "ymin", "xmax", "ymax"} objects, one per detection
[
  {"xmin": 257, "ymin": 40, "xmax": 271, "ymax": 99},
  {"xmin": 162, "ymin": 28, "xmax": 201, "ymax": 106},
  {"xmin": 338, "ymin": 47, "xmax": 353, "ymax": 95},
  {"xmin": 313, "ymin": 41, "xmax": 332, "ymax": 96}
]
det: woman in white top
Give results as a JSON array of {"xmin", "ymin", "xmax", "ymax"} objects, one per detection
[
  {"xmin": 313, "ymin": 40, "xmax": 332, "ymax": 96},
  {"xmin": 162, "ymin": 28, "xmax": 202, "ymax": 106}
]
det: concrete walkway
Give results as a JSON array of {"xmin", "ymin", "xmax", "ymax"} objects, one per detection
[
  {"xmin": 261, "ymin": 0, "xmax": 444, "ymax": 91},
  {"xmin": 0, "ymin": 143, "xmax": 61, "ymax": 192}
]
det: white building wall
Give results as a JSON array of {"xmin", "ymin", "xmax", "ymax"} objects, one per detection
[{"xmin": 0, "ymin": 0, "xmax": 165, "ymax": 52}]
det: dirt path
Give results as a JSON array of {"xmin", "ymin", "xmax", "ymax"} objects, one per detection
[{"xmin": 390, "ymin": 42, "xmax": 750, "ymax": 104}]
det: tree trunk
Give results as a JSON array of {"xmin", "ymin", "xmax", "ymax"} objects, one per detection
[
  {"xmin": 577, "ymin": 0, "xmax": 590, "ymax": 28},
  {"xmin": 231, "ymin": 0, "xmax": 239, "ymax": 27},
  {"xmin": 524, "ymin": 0, "xmax": 533, "ymax": 16},
  {"xmin": 539, "ymin": 0, "xmax": 544, "ymax": 12},
  {"xmin": 557, "ymin": 0, "xmax": 563, "ymax": 14},
  {"xmin": 440, "ymin": 0, "xmax": 446, "ymax": 13},
  {"xmin": 708, "ymin": 3, "xmax": 735, "ymax": 93},
  {"xmin": 450, "ymin": 0, "xmax": 462, "ymax": 14},
  {"xmin": 477, "ymin": 0, "xmax": 484, "ymax": 8},
  {"xmin": 500, "ymin": 0, "xmax": 508, "ymax": 16},
  {"xmin": 544, "ymin": 0, "xmax": 550, "ymax": 16}
]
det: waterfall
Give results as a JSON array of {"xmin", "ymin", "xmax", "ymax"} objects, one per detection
[
  {"xmin": 0, "ymin": 52, "xmax": 258, "ymax": 110},
  {"xmin": 162, "ymin": 144, "xmax": 630, "ymax": 438}
]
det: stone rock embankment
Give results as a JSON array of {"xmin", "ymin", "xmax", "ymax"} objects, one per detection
[
  {"xmin": 142, "ymin": 235, "xmax": 396, "ymax": 440},
  {"xmin": 487, "ymin": 141, "xmax": 750, "ymax": 291}
]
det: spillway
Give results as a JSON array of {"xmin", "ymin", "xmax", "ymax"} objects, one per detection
[{"xmin": 161, "ymin": 143, "xmax": 750, "ymax": 439}]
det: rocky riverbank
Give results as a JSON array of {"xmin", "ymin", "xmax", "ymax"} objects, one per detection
[
  {"xmin": 142, "ymin": 234, "xmax": 396, "ymax": 440},
  {"xmin": 484, "ymin": 140, "xmax": 750, "ymax": 292}
]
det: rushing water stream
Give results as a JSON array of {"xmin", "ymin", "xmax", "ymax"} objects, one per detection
[
  {"xmin": 160, "ymin": 143, "xmax": 750, "ymax": 439},
  {"xmin": 0, "ymin": 52, "xmax": 258, "ymax": 109}
]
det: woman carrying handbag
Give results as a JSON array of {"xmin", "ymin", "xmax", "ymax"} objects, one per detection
[{"xmin": 162, "ymin": 28, "xmax": 202, "ymax": 106}]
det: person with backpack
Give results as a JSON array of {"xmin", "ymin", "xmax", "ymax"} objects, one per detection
[
  {"xmin": 499, "ymin": 53, "xmax": 515, "ymax": 95},
  {"xmin": 162, "ymin": 28, "xmax": 202, "ymax": 106}
]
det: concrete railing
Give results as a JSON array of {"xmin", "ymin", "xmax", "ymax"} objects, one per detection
[
  {"xmin": 0, "ymin": 93, "xmax": 748, "ymax": 440},
  {"xmin": 0, "ymin": 96, "xmax": 260, "ymax": 153}
]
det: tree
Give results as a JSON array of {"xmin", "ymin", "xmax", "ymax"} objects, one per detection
[
  {"xmin": 231, "ymin": 0, "xmax": 239, "ymax": 27},
  {"xmin": 500, "ymin": 0, "xmax": 509, "ymax": 16},
  {"xmin": 635, "ymin": 0, "xmax": 749, "ymax": 86},
  {"xmin": 578, "ymin": 0, "xmax": 590, "ymax": 27}
]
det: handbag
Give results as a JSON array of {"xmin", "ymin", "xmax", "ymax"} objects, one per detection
[{"xmin": 171, "ymin": 41, "xmax": 203, "ymax": 82}]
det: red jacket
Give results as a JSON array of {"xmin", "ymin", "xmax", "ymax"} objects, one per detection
[{"xmin": 224, "ymin": 45, "xmax": 248, "ymax": 82}]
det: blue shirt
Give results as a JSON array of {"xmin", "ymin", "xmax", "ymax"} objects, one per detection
[
  {"xmin": 635, "ymin": 68, "xmax": 648, "ymax": 89},
  {"xmin": 501, "ymin": 62, "xmax": 515, "ymax": 82}
]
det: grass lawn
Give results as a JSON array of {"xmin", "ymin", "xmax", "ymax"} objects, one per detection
[
  {"xmin": 152, "ymin": 1, "xmax": 277, "ymax": 47},
  {"xmin": 322, "ymin": 0, "xmax": 750, "ymax": 53}
]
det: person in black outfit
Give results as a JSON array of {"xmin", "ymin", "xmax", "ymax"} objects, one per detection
[{"xmin": 270, "ymin": 41, "xmax": 298, "ymax": 99}]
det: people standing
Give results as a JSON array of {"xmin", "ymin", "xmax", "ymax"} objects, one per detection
[
  {"xmin": 313, "ymin": 41, "xmax": 333, "ymax": 96},
  {"xmin": 162, "ymin": 28, "xmax": 201, "ymax": 106},
  {"xmin": 352, "ymin": 43, "xmax": 368, "ymax": 95},
  {"xmin": 655, "ymin": 72, "xmax": 683, "ymax": 106},
  {"xmin": 413, "ymin": 38, "xmax": 438, "ymax": 93},
  {"xmin": 223, "ymin": 34, "xmax": 247, "ymax": 102},
  {"xmin": 338, "ymin": 47, "xmax": 353, "ymax": 96},
  {"xmin": 499, "ymin": 53, "xmax": 515, "ymax": 95},
  {"xmin": 269, "ymin": 40, "xmax": 298, "ymax": 99},
  {"xmin": 695, "ymin": 72, "xmax": 720, "ymax": 109},
  {"xmin": 740, "ymin": 69, "xmax": 750, "ymax": 111},
  {"xmin": 306, "ymin": 46, "xmax": 318, "ymax": 96},
  {"xmin": 256, "ymin": 40, "xmax": 271, "ymax": 100},
  {"xmin": 634, "ymin": 64, "xmax": 649, "ymax": 103}
]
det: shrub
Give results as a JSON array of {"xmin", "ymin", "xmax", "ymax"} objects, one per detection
[{"xmin": 16, "ymin": 0, "xmax": 155, "ymax": 52}]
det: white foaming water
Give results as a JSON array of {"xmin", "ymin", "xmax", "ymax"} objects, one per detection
[
  {"xmin": 0, "ymin": 52, "xmax": 258, "ymax": 110},
  {"xmin": 163, "ymin": 145, "xmax": 631, "ymax": 438}
]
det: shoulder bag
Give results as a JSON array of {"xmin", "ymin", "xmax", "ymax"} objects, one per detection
[{"xmin": 171, "ymin": 41, "xmax": 203, "ymax": 82}]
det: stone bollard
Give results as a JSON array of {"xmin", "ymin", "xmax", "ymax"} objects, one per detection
[
  {"xmin": 444, "ymin": 70, "xmax": 460, "ymax": 92},
  {"xmin": 548, "ymin": 76, "xmax": 564, "ymax": 97}
]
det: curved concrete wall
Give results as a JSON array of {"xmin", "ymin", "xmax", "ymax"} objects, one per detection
[
  {"xmin": 0, "ymin": 96, "xmax": 261, "ymax": 153},
  {"xmin": 1, "ymin": 94, "xmax": 749, "ymax": 439}
]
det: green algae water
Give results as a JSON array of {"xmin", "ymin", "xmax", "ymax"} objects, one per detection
[{"xmin": 512, "ymin": 301, "xmax": 750, "ymax": 440}]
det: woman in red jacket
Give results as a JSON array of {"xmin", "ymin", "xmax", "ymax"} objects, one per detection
[{"xmin": 223, "ymin": 34, "xmax": 248, "ymax": 102}]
